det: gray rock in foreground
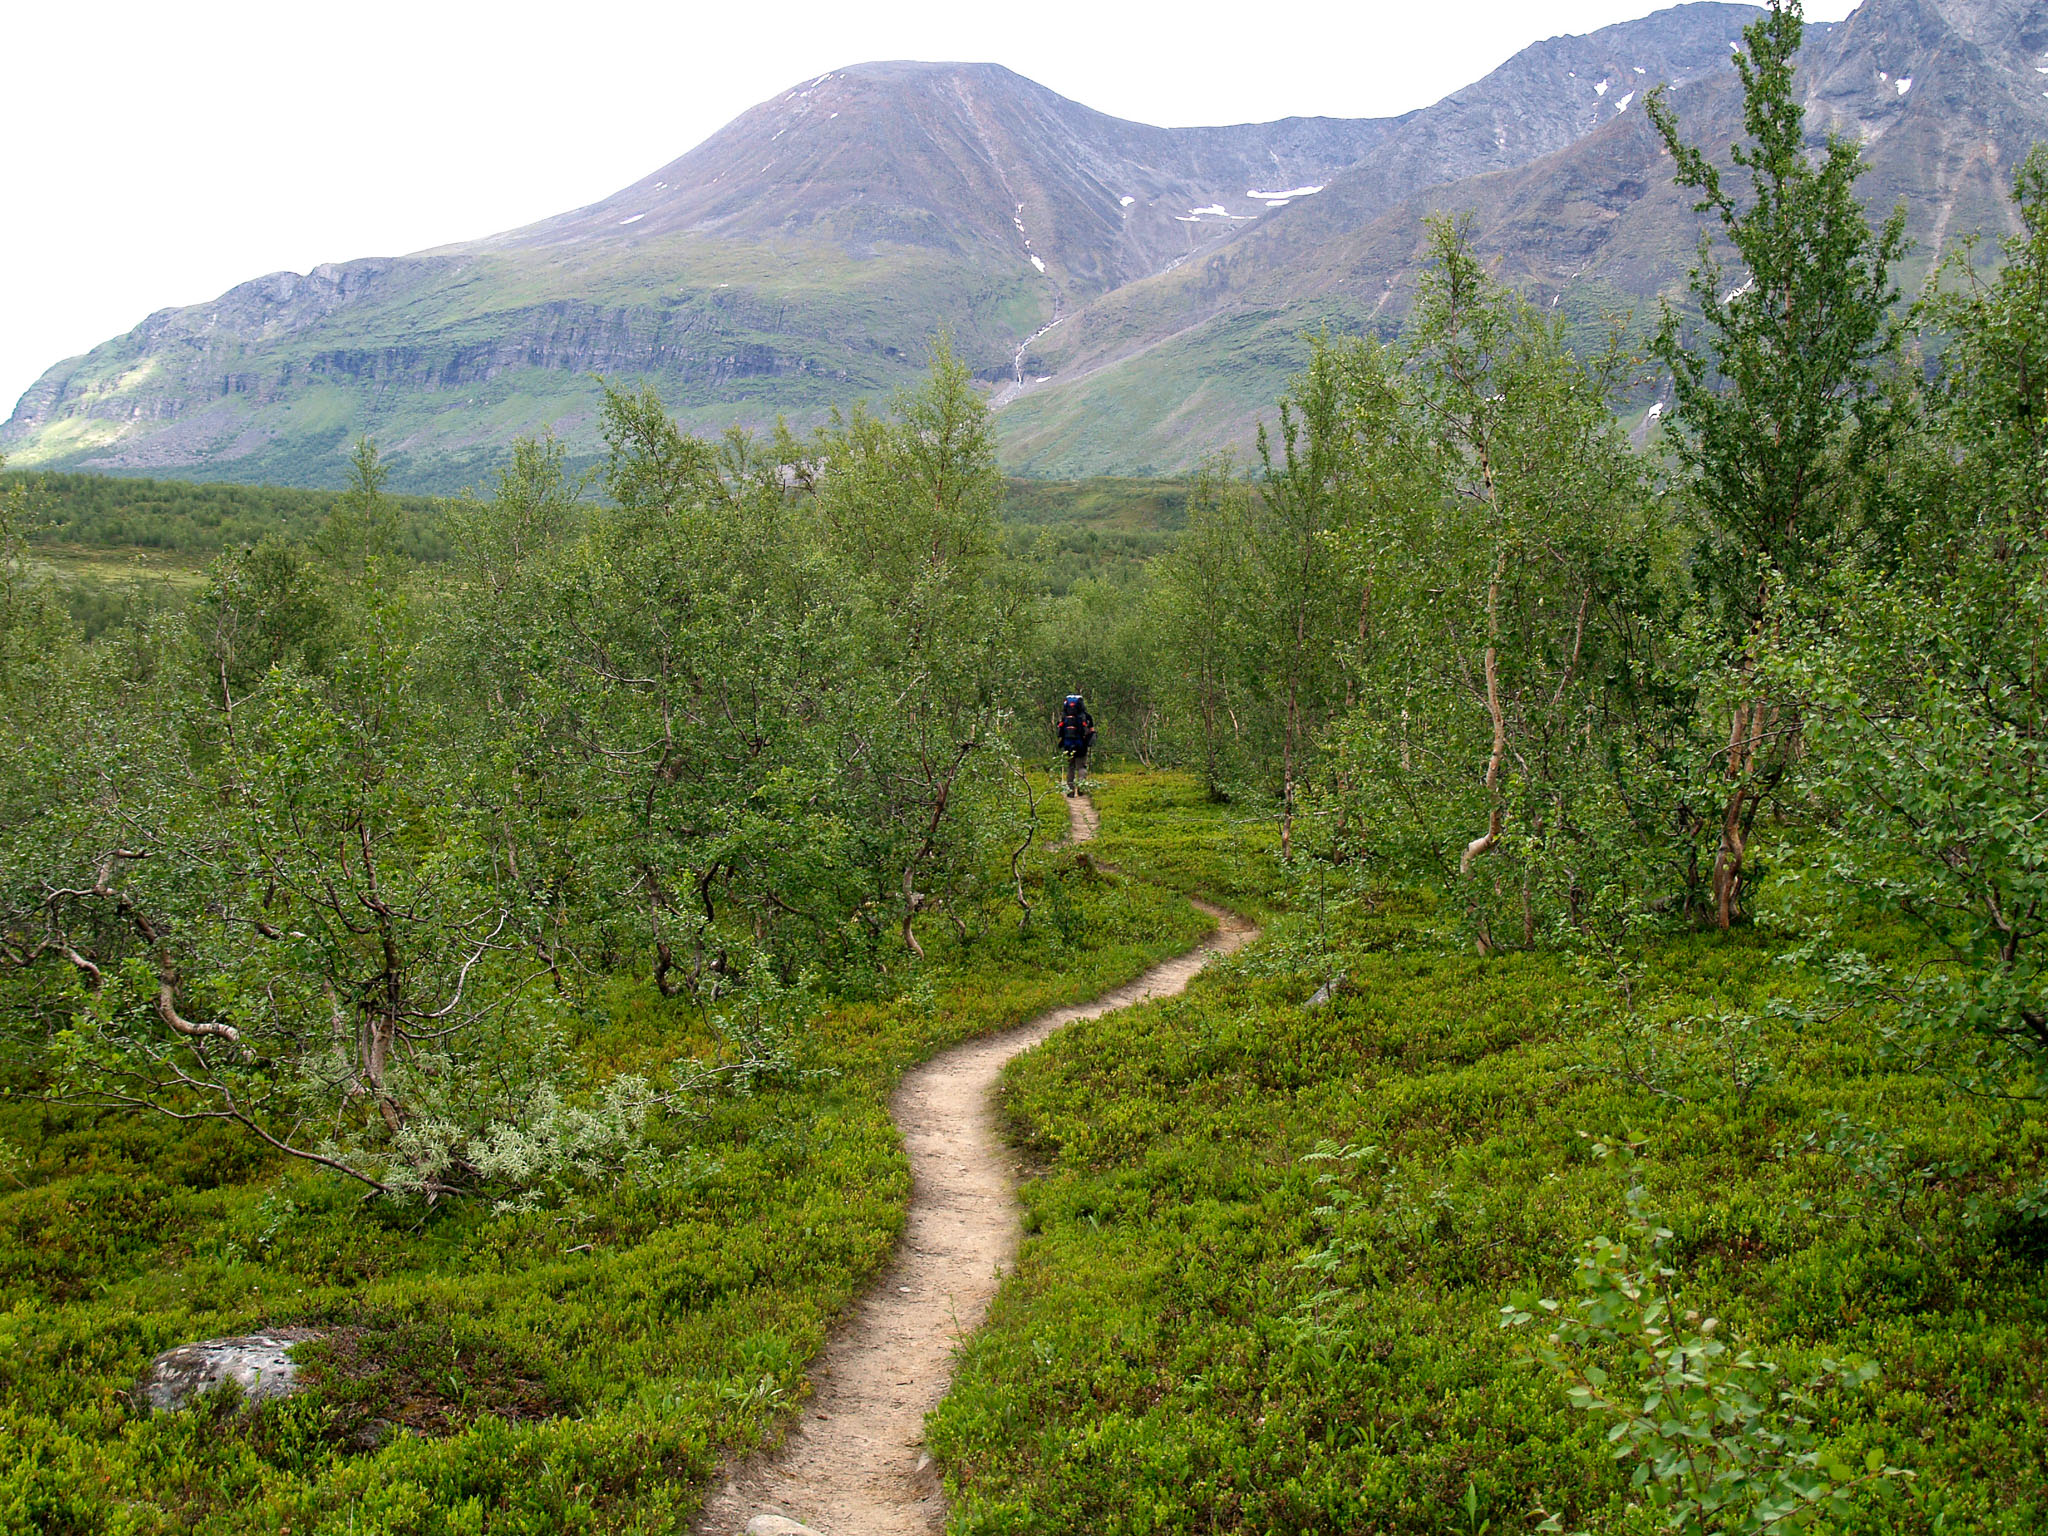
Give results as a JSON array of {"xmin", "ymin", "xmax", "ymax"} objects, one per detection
[
  {"xmin": 135, "ymin": 1331, "xmax": 322, "ymax": 1413},
  {"xmin": 1305, "ymin": 973, "xmax": 1348, "ymax": 1010}
]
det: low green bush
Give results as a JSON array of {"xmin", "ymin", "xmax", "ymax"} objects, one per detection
[
  {"xmin": 929, "ymin": 772, "xmax": 2048, "ymax": 1534},
  {"xmin": 0, "ymin": 841, "xmax": 1209, "ymax": 1535}
]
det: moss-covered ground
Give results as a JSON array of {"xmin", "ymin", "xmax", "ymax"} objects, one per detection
[
  {"xmin": 929, "ymin": 772, "xmax": 2048, "ymax": 1534},
  {"xmin": 11, "ymin": 771, "xmax": 2047, "ymax": 1534},
  {"xmin": 0, "ymin": 794, "xmax": 1214, "ymax": 1536}
]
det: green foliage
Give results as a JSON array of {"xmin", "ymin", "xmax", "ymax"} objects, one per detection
[
  {"xmin": 998, "ymin": 477, "xmax": 1188, "ymax": 534},
  {"xmin": 1757, "ymin": 146, "xmax": 2048, "ymax": 1091},
  {"xmin": 931, "ymin": 773, "xmax": 2045, "ymax": 1535},
  {"xmin": 1095, "ymin": 1, "xmax": 1928, "ymax": 959},
  {"xmin": 190, "ymin": 537, "xmax": 335, "ymax": 695},
  {"xmin": 0, "ymin": 458, "xmax": 42, "ymax": 657},
  {"xmin": 311, "ymin": 439, "xmax": 404, "ymax": 593},
  {"xmin": 1503, "ymin": 1139, "xmax": 1907, "ymax": 1535},
  {"xmin": 1321, "ymin": 219, "xmax": 1670, "ymax": 952},
  {"xmin": 1646, "ymin": 0, "xmax": 1908, "ymax": 611},
  {"xmin": 1129, "ymin": 220, "xmax": 1685, "ymax": 951},
  {"xmin": 24, "ymin": 580, "xmax": 594, "ymax": 1201},
  {"xmin": 1079, "ymin": 772, "xmax": 1287, "ymax": 922},
  {"xmin": 450, "ymin": 433, "xmax": 584, "ymax": 601},
  {"xmin": 1144, "ymin": 457, "xmax": 1266, "ymax": 795},
  {"xmin": 0, "ymin": 428, "xmax": 1213, "ymax": 1535},
  {"xmin": 0, "ymin": 856, "xmax": 1206, "ymax": 1534},
  {"xmin": 1, "ymin": 348, "xmax": 1059, "ymax": 1205},
  {"xmin": 3, "ymin": 25, "xmax": 2044, "ymax": 1518},
  {"xmin": 4, "ymin": 468, "xmax": 448, "ymax": 561},
  {"xmin": 1643, "ymin": 0, "xmax": 1910, "ymax": 929},
  {"xmin": 1018, "ymin": 571, "xmax": 1164, "ymax": 767}
]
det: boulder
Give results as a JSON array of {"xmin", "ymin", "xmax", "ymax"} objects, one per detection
[
  {"xmin": 135, "ymin": 1331, "xmax": 322, "ymax": 1413},
  {"xmin": 1305, "ymin": 973, "xmax": 1348, "ymax": 1010}
]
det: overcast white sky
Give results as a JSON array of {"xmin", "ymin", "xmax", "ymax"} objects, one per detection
[{"xmin": 0, "ymin": 0, "xmax": 1858, "ymax": 414}]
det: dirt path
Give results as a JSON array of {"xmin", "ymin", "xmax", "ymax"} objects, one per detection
[
  {"xmin": 1063, "ymin": 787, "xmax": 1099, "ymax": 843},
  {"xmin": 693, "ymin": 793, "xmax": 1254, "ymax": 1536}
]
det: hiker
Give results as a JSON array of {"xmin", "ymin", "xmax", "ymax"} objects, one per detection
[{"xmin": 1053, "ymin": 693, "xmax": 1095, "ymax": 794}]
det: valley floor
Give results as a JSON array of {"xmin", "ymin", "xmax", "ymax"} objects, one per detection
[
  {"xmin": 931, "ymin": 775, "xmax": 2048, "ymax": 1534},
  {"xmin": 0, "ymin": 787, "xmax": 1212, "ymax": 1536},
  {"xmin": 5, "ymin": 773, "xmax": 2045, "ymax": 1534},
  {"xmin": 693, "ymin": 797, "xmax": 1255, "ymax": 1534}
]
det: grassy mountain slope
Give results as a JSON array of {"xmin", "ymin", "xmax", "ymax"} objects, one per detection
[
  {"xmin": 0, "ymin": 64, "xmax": 1392, "ymax": 493},
  {"xmin": 0, "ymin": 5, "xmax": 1780, "ymax": 489}
]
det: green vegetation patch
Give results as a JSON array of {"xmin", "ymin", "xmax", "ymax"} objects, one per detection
[
  {"xmin": 3, "ymin": 471, "xmax": 448, "ymax": 561},
  {"xmin": 0, "ymin": 850, "xmax": 1209, "ymax": 1536},
  {"xmin": 928, "ymin": 772, "xmax": 2048, "ymax": 1534}
]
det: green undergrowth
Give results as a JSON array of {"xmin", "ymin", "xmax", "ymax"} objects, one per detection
[
  {"xmin": 929, "ymin": 771, "xmax": 2048, "ymax": 1534},
  {"xmin": 0, "ymin": 804, "xmax": 1212, "ymax": 1536},
  {"xmin": 5, "ymin": 472, "xmax": 449, "ymax": 561},
  {"xmin": 1079, "ymin": 773, "xmax": 1287, "ymax": 923}
]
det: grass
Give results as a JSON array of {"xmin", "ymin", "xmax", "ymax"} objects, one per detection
[
  {"xmin": 13, "ymin": 768, "xmax": 2046, "ymax": 1534},
  {"xmin": 22, "ymin": 549, "xmax": 208, "ymax": 640},
  {"xmin": 927, "ymin": 771, "xmax": 2048, "ymax": 1534},
  {"xmin": 25, "ymin": 549, "xmax": 209, "ymax": 589},
  {"xmin": 6, "ymin": 468, "xmax": 1196, "ymax": 611},
  {"xmin": 1080, "ymin": 773, "xmax": 1288, "ymax": 922},
  {"xmin": 0, "ymin": 796, "xmax": 1214, "ymax": 1536},
  {"xmin": 997, "ymin": 478, "xmax": 1187, "ymax": 594},
  {"xmin": 998, "ymin": 479, "xmax": 1189, "ymax": 534},
  {"xmin": 994, "ymin": 301, "xmax": 1380, "ymax": 478},
  {"xmin": 6, "ymin": 471, "xmax": 449, "ymax": 560}
]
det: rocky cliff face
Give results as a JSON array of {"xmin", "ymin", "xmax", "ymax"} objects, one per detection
[{"xmin": 7, "ymin": 0, "xmax": 2046, "ymax": 487}]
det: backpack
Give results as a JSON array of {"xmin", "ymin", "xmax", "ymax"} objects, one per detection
[{"xmin": 1060, "ymin": 696, "xmax": 1089, "ymax": 748}]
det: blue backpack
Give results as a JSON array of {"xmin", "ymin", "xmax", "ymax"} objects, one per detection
[{"xmin": 1059, "ymin": 695, "xmax": 1090, "ymax": 749}]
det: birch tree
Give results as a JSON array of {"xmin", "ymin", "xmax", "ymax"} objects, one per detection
[
  {"xmin": 1646, "ymin": 0, "xmax": 1907, "ymax": 927},
  {"xmin": 1328, "ymin": 220, "xmax": 1657, "ymax": 950}
]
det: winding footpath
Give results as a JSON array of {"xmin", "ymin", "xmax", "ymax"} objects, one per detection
[{"xmin": 692, "ymin": 793, "xmax": 1256, "ymax": 1536}]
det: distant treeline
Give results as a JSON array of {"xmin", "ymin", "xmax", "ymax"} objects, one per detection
[
  {"xmin": 4, "ymin": 468, "xmax": 1188, "ymax": 574},
  {"xmin": 2, "ymin": 470, "xmax": 453, "ymax": 561}
]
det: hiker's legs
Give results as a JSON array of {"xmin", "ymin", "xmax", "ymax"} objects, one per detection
[{"xmin": 1066, "ymin": 746, "xmax": 1086, "ymax": 791}]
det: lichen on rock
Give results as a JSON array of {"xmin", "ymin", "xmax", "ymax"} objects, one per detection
[{"xmin": 134, "ymin": 1331, "xmax": 323, "ymax": 1413}]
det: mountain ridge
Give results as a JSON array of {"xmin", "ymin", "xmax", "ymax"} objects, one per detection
[{"xmin": 7, "ymin": 0, "xmax": 2045, "ymax": 489}]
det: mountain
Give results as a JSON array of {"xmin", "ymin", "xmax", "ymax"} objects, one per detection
[
  {"xmin": 0, "ymin": 62, "xmax": 1390, "ymax": 489},
  {"xmin": 999, "ymin": 0, "xmax": 2048, "ymax": 471},
  {"xmin": 7, "ymin": 0, "xmax": 2046, "ymax": 488}
]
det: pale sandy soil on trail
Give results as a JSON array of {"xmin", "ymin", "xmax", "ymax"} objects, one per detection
[{"xmin": 692, "ymin": 792, "xmax": 1254, "ymax": 1536}]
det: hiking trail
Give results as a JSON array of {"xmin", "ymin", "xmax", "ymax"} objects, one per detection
[{"xmin": 693, "ymin": 791, "xmax": 1256, "ymax": 1536}]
